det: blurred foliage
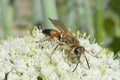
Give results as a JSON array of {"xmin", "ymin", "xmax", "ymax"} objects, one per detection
[
  {"xmin": 0, "ymin": 0, "xmax": 14, "ymax": 38},
  {"xmin": 109, "ymin": 37, "xmax": 120, "ymax": 53},
  {"xmin": 104, "ymin": 17, "xmax": 115, "ymax": 35},
  {"xmin": 0, "ymin": 0, "xmax": 120, "ymax": 53},
  {"xmin": 109, "ymin": 0, "xmax": 120, "ymax": 15},
  {"xmin": 95, "ymin": 0, "xmax": 104, "ymax": 42}
]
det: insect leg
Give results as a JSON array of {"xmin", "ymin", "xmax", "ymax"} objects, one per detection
[
  {"xmin": 72, "ymin": 57, "xmax": 80, "ymax": 72},
  {"xmin": 85, "ymin": 50, "xmax": 98, "ymax": 58},
  {"xmin": 72, "ymin": 61, "xmax": 79, "ymax": 72},
  {"xmin": 72, "ymin": 49, "xmax": 91, "ymax": 72},
  {"xmin": 67, "ymin": 49, "xmax": 73, "ymax": 66},
  {"xmin": 49, "ymin": 43, "xmax": 62, "ymax": 60},
  {"xmin": 72, "ymin": 52, "xmax": 82, "ymax": 72},
  {"xmin": 83, "ymin": 53, "xmax": 90, "ymax": 69},
  {"xmin": 36, "ymin": 37, "xmax": 54, "ymax": 43}
]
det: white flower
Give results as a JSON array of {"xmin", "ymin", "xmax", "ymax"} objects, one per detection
[
  {"xmin": 7, "ymin": 72, "xmax": 20, "ymax": 80},
  {"xmin": 0, "ymin": 71, "xmax": 5, "ymax": 80},
  {"xmin": 0, "ymin": 29, "xmax": 119, "ymax": 80}
]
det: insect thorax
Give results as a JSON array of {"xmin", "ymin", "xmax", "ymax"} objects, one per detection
[{"xmin": 59, "ymin": 33, "xmax": 80, "ymax": 48}]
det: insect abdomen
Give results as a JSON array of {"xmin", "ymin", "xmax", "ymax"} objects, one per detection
[
  {"xmin": 42, "ymin": 29, "xmax": 52, "ymax": 36},
  {"xmin": 42, "ymin": 29, "xmax": 60, "ymax": 38}
]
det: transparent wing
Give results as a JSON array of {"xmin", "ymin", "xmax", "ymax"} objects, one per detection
[{"xmin": 49, "ymin": 18, "xmax": 74, "ymax": 36}]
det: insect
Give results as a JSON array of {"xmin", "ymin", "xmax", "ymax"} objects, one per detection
[{"xmin": 36, "ymin": 18, "xmax": 95, "ymax": 72}]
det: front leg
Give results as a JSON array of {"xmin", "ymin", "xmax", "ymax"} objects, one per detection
[
  {"xmin": 36, "ymin": 36, "xmax": 54, "ymax": 43},
  {"xmin": 67, "ymin": 49, "xmax": 73, "ymax": 66}
]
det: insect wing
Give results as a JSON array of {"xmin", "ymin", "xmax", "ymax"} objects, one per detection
[{"xmin": 49, "ymin": 18, "xmax": 74, "ymax": 36}]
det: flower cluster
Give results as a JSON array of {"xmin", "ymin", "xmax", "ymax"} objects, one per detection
[{"xmin": 0, "ymin": 29, "xmax": 119, "ymax": 80}]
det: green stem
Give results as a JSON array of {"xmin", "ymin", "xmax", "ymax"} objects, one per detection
[
  {"xmin": 32, "ymin": 0, "xmax": 43, "ymax": 24},
  {"xmin": 117, "ymin": 16, "xmax": 120, "ymax": 37},
  {"xmin": 83, "ymin": 0, "xmax": 94, "ymax": 38},
  {"xmin": 95, "ymin": 0, "xmax": 104, "ymax": 42},
  {"xmin": 0, "ymin": 0, "xmax": 13, "ymax": 38},
  {"xmin": 66, "ymin": 0, "xmax": 77, "ymax": 33},
  {"xmin": 42, "ymin": 0, "xmax": 58, "ymax": 29}
]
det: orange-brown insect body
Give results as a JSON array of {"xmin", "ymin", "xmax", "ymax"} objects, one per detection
[
  {"xmin": 36, "ymin": 18, "xmax": 94, "ymax": 72},
  {"xmin": 42, "ymin": 29, "xmax": 80, "ymax": 50},
  {"xmin": 59, "ymin": 32, "xmax": 80, "ymax": 48},
  {"xmin": 42, "ymin": 29, "xmax": 60, "ymax": 39}
]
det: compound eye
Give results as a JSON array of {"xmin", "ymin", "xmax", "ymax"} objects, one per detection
[
  {"xmin": 74, "ymin": 47, "xmax": 80, "ymax": 55},
  {"xmin": 74, "ymin": 46, "xmax": 85, "ymax": 55}
]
